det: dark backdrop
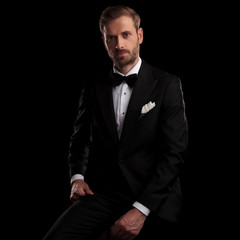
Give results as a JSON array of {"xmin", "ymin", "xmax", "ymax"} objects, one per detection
[{"xmin": 7, "ymin": 1, "xmax": 223, "ymax": 239}]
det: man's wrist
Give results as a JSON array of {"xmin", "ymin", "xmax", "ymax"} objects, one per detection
[
  {"xmin": 132, "ymin": 201, "xmax": 151, "ymax": 216},
  {"xmin": 70, "ymin": 174, "xmax": 84, "ymax": 185}
]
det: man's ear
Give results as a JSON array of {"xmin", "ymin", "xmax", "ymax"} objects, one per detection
[{"xmin": 138, "ymin": 28, "xmax": 143, "ymax": 44}]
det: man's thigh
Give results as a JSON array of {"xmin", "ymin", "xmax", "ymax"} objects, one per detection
[{"xmin": 43, "ymin": 192, "xmax": 129, "ymax": 240}]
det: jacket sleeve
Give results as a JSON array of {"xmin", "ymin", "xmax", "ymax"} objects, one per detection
[
  {"xmin": 68, "ymin": 85, "xmax": 92, "ymax": 178},
  {"xmin": 136, "ymin": 76, "xmax": 188, "ymax": 212}
]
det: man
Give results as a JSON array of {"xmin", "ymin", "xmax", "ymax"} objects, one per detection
[{"xmin": 43, "ymin": 5, "xmax": 188, "ymax": 240}]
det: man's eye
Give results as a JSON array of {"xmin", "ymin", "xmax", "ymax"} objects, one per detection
[
  {"xmin": 107, "ymin": 36, "xmax": 116, "ymax": 41},
  {"xmin": 123, "ymin": 33, "xmax": 129, "ymax": 37}
]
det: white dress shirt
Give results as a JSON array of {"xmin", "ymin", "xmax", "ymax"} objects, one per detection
[{"xmin": 71, "ymin": 58, "xmax": 151, "ymax": 216}]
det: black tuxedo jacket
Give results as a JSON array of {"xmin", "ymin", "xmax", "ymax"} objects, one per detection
[{"xmin": 68, "ymin": 60, "xmax": 188, "ymax": 223}]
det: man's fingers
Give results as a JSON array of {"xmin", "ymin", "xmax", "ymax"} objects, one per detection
[
  {"xmin": 70, "ymin": 180, "xmax": 94, "ymax": 202},
  {"xmin": 70, "ymin": 192, "xmax": 81, "ymax": 202},
  {"xmin": 85, "ymin": 186, "xmax": 94, "ymax": 195},
  {"xmin": 71, "ymin": 187, "xmax": 93, "ymax": 198},
  {"xmin": 77, "ymin": 188, "xmax": 87, "ymax": 196},
  {"xmin": 70, "ymin": 189, "xmax": 85, "ymax": 201}
]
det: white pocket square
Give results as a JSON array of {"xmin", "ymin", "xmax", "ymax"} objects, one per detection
[{"xmin": 141, "ymin": 101, "xmax": 156, "ymax": 114}]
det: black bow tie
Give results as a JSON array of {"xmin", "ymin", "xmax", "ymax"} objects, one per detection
[{"xmin": 109, "ymin": 72, "xmax": 138, "ymax": 87}]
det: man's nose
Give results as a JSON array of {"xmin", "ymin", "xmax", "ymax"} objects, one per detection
[{"xmin": 115, "ymin": 36, "xmax": 124, "ymax": 49}]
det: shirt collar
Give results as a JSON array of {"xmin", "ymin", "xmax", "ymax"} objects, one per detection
[{"xmin": 113, "ymin": 57, "xmax": 142, "ymax": 76}]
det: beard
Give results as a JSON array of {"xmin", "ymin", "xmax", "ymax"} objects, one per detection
[{"xmin": 111, "ymin": 42, "xmax": 140, "ymax": 68}]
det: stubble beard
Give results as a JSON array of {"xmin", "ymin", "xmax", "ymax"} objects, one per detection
[{"xmin": 112, "ymin": 42, "xmax": 140, "ymax": 69}]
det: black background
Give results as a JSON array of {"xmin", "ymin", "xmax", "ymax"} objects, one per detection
[{"xmin": 4, "ymin": 0, "xmax": 230, "ymax": 239}]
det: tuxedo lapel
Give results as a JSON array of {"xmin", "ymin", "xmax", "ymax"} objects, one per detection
[
  {"xmin": 95, "ymin": 78, "xmax": 119, "ymax": 146},
  {"xmin": 120, "ymin": 61, "xmax": 157, "ymax": 144}
]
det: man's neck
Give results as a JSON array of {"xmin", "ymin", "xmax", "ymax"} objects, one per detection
[{"xmin": 114, "ymin": 56, "xmax": 140, "ymax": 75}]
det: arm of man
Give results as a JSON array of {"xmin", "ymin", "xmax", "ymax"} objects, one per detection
[
  {"xmin": 111, "ymin": 76, "xmax": 188, "ymax": 239},
  {"xmin": 68, "ymin": 86, "xmax": 91, "ymax": 181},
  {"xmin": 135, "ymin": 77, "xmax": 188, "ymax": 212}
]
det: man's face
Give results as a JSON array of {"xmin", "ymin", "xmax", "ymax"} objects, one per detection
[{"xmin": 102, "ymin": 15, "xmax": 143, "ymax": 69}]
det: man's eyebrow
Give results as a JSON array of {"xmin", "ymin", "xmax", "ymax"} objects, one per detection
[
  {"xmin": 107, "ymin": 31, "xmax": 133, "ymax": 36},
  {"xmin": 106, "ymin": 34, "xmax": 116, "ymax": 38},
  {"xmin": 122, "ymin": 31, "xmax": 132, "ymax": 34}
]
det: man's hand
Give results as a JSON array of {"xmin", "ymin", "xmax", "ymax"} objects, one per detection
[
  {"xmin": 111, "ymin": 208, "xmax": 147, "ymax": 240},
  {"xmin": 70, "ymin": 179, "xmax": 94, "ymax": 202}
]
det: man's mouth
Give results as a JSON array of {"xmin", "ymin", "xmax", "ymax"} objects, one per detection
[{"xmin": 115, "ymin": 50, "xmax": 129, "ymax": 57}]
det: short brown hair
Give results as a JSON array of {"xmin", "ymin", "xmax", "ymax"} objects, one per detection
[{"xmin": 99, "ymin": 5, "xmax": 141, "ymax": 34}]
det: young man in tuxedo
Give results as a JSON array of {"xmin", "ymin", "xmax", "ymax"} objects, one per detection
[{"xmin": 43, "ymin": 5, "xmax": 188, "ymax": 240}]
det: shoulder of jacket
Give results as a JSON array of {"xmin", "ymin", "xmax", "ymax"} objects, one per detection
[
  {"xmin": 142, "ymin": 60, "xmax": 179, "ymax": 81},
  {"xmin": 82, "ymin": 70, "xmax": 110, "ymax": 89}
]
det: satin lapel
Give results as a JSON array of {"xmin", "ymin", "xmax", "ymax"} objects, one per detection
[
  {"xmin": 120, "ymin": 61, "xmax": 157, "ymax": 144},
  {"xmin": 95, "ymin": 78, "xmax": 119, "ymax": 146}
]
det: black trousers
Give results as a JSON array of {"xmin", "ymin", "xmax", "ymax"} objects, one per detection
[{"xmin": 42, "ymin": 187, "xmax": 182, "ymax": 240}]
